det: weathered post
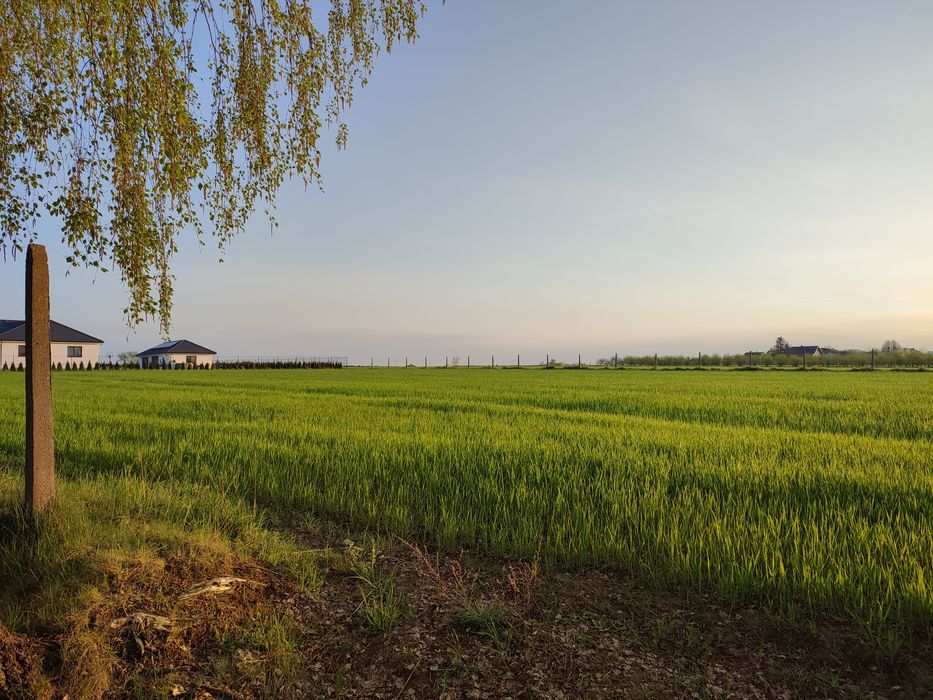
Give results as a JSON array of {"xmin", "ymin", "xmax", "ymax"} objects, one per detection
[
  {"xmin": 546, "ymin": 353, "xmax": 549, "ymax": 366},
  {"xmin": 654, "ymin": 353, "xmax": 658, "ymax": 369},
  {"xmin": 517, "ymin": 354, "xmax": 520, "ymax": 368},
  {"xmin": 578, "ymin": 353, "xmax": 581, "ymax": 368},
  {"xmin": 467, "ymin": 356, "xmax": 470, "ymax": 368},
  {"xmin": 871, "ymin": 348, "xmax": 875, "ymax": 370},
  {"xmin": 492, "ymin": 355, "xmax": 495, "ymax": 368},
  {"xmin": 25, "ymin": 244, "xmax": 55, "ymax": 515}
]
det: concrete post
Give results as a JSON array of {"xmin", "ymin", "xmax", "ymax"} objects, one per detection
[{"xmin": 25, "ymin": 244, "xmax": 55, "ymax": 514}]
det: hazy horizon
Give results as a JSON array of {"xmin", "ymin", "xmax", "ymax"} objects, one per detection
[{"xmin": 1, "ymin": 0, "xmax": 931, "ymax": 363}]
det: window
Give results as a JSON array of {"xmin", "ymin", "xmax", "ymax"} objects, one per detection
[
  {"xmin": 67, "ymin": 346, "xmax": 83, "ymax": 358},
  {"xmin": 18, "ymin": 345, "xmax": 26, "ymax": 357},
  {"xmin": 186, "ymin": 355, "xmax": 197, "ymax": 365}
]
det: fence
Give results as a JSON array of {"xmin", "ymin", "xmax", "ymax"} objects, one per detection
[{"xmin": 350, "ymin": 350, "xmax": 933, "ymax": 370}]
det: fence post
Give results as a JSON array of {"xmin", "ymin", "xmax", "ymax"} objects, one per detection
[
  {"xmin": 25, "ymin": 244, "xmax": 54, "ymax": 515},
  {"xmin": 445, "ymin": 356, "xmax": 448, "ymax": 368},
  {"xmin": 492, "ymin": 355, "xmax": 495, "ymax": 368},
  {"xmin": 654, "ymin": 353, "xmax": 658, "ymax": 369},
  {"xmin": 546, "ymin": 353, "xmax": 549, "ymax": 367},
  {"xmin": 871, "ymin": 348, "xmax": 875, "ymax": 370},
  {"xmin": 578, "ymin": 353, "xmax": 581, "ymax": 368},
  {"xmin": 467, "ymin": 355, "xmax": 470, "ymax": 368},
  {"xmin": 698, "ymin": 351, "xmax": 701, "ymax": 367},
  {"xmin": 517, "ymin": 354, "xmax": 520, "ymax": 368},
  {"xmin": 371, "ymin": 358, "xmax": 373, "ymax": 368}
]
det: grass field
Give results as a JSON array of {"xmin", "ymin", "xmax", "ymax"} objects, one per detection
[{"xmin": 0, "ymin": 368, "xmax": 930, "ymax": 647}]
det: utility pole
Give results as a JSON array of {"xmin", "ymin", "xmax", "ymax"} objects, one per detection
[{"xmin": 25, "ymin": 244, "xmax": 54, "ymax": 515}]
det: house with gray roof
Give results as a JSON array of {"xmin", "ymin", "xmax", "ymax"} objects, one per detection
[
  {"xmin": 136, "ymin": 340, "xmax": 216, "ymax": 368},
  {"xmin": 0, "ymin": 319, "xmax": 103, "ymax": 368},
  {"xmin": 787, "ymin": 345, "xmax": 832, "ymax": 357}
]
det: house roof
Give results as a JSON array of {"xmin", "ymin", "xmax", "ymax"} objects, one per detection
[
  {"xmin": 787, "ymin": 345, "xmax": 823, "ymax": 355},
  {"xmin": 137, "ymin": 340, "xmax": 216, "ymax": 357},
  {"xmin": 0, "ymin": 320, "xmax": 103, "ymax": 344}
]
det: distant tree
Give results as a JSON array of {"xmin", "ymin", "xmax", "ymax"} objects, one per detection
[
  {"xmin": 880, "ymin": 339, "xmax": 902, "ymax": 352},
  {"xmin": 771, "ymin": 337, "xmax": 790, "ymax": 353},
  {"xmin": 117, "ymin": 351, "xmax": 138, "ymax": 366}
]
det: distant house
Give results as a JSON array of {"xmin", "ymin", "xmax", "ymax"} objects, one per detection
[
  {"xmin": 787, "ymin": 345, "xmax": 829, "ymax": 357},
  {"xmin": 0, "ymin": 319, "xmax": 103, "ymax": 368},
  {"xmin": 137, "ymin": 340, "xmax": 216, "ymax": 368}
]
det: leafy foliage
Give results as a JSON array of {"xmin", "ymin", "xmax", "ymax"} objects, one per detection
[{"xmin": 0, "ymin": 0, "xmax": 425, "ymax": 333}]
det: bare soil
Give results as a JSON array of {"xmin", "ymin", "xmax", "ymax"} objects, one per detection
[{"xmin": 4, "ymin": 528, "xmax": 931, "ymax": 699}]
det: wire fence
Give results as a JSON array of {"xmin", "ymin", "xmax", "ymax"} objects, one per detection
[{"xmin": 349, "ymin": 350, "xmax": 933, "ymax": 370}]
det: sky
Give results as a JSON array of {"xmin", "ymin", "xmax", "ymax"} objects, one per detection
[{"xmin": 1, "ymin": 0, "xmax": 932, "ymax": 364}]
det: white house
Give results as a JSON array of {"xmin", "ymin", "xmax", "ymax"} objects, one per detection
[
  {"xmin": 0, "ymin": 319, "xmax": 104, "ymax": 368},
  {"xmin": 136, "ymin": 340, "xmax": 216, "ymax": 368}
]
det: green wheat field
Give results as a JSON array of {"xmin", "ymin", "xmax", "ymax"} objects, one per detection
[{"xmin": 0, "ymin": 368, "xmax": 930, "ymax": 642}]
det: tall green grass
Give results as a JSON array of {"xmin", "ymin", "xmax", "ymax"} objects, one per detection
[{"xmin": 0, "ymin": 369, "xmax": 930, "ymax": 643}]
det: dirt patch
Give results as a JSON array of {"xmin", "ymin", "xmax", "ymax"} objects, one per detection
[
  {"xmin": 2, "ymin": 530, "xmax": 931, "ymax": 698},
  {"xmin": 0, "ymin": 621, "xmax": 49, "ymax": 699}
]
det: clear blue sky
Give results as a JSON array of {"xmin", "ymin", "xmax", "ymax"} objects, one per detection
[{"xmin": 2, "ymin": 0, "xmax": 932, "ymax": 363}]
